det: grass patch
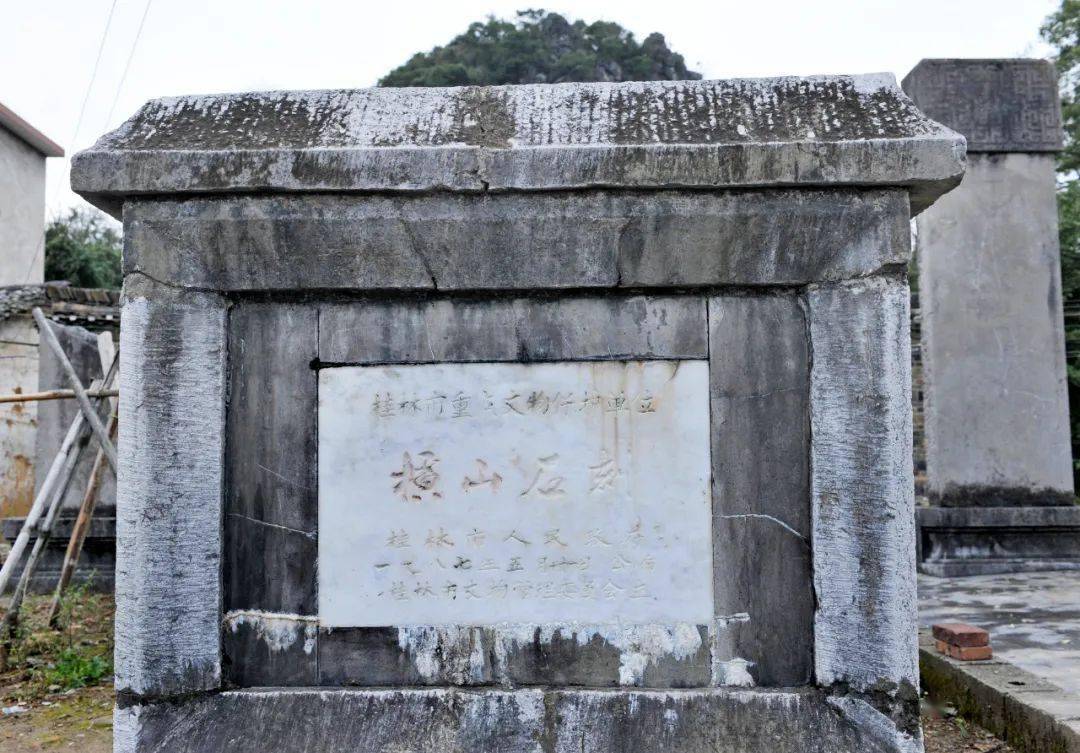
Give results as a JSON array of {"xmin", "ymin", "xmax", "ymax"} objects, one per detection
[{"xmin": 0, "ymin": 584, "xmax": 114, "ymax": 704}]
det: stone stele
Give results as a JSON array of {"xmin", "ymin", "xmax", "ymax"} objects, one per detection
[
  {"xmin": 71, "ymin": 76, "xmax": 964, "ymax": 753},
  {"xmin": 904, "ymin": 59, "xmax": 1079, "ymax": 576}
]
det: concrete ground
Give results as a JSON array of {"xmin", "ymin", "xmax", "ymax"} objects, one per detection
[{"xmin": 919, "ymin": 571, "xmax": 1080, "ymax": 696}]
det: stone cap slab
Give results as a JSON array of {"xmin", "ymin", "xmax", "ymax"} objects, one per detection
[
  {"xmin": 903, "ymin": 59, "xmax": 1063, "ymax": 153},
  {"xmin": 72, "ymin": 74, "xmax": 964, "ymax": 217}
]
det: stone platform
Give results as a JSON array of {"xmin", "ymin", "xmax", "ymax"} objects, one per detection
[
  {"xmin": 917, "ymin": 506, "xmax": 1080, "ymax": 576},
  {"xmin": 919, "ymin": 570, "xmax": 1080, "ymax": 696}
]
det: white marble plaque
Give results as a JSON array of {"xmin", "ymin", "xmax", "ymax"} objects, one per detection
[{"xmin": 318, "ymin": 360, "xmax": 713, "ymax": 627}]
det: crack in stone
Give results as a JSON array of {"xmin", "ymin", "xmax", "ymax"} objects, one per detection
[
  {"xmin": 718, "ymin": 513, "xmax": 809, "ymax": 545},
  {"xmin": 227, "ymin": 513, "xmax": 315, "ymax": 540},
  {"xmin": 396, "ymin": 214, "xmax": 439, "ymax": 290}
]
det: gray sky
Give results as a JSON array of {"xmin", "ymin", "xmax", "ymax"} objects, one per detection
[{"xmin": 1, "ymin": 0, "xmax": 1060, "ymax": 216}]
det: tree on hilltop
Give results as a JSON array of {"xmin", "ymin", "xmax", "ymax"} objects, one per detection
[{"xmin": 380, "ymin": 9, "xmax": 700, "ymax": 87}]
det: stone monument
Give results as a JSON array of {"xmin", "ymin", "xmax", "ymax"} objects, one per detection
[
  {"xmin": 72, "ymin": 76, "xmax": 964, "ymax": 752},
  {"xmin": 904, "ymin": 59, "xmax": 1080, "ymax": 575}
]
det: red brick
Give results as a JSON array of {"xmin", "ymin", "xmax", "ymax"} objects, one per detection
[
  {"xmin": 935, "ymin": 639, "xmax": 993, "ymax": 661},
  {"xmin": 932, "ymin": 622, "xmax": 990, "ymax": 647}
]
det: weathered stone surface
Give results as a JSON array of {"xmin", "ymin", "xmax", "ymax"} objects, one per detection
[
  {"xmin": 114, "ymin": 280, "xmax": 227, "ymax": 697},
  {"xmin": 222, "ymin": 611, "xmax": 317, "ymax": 687},
  {"xmin": 903, "ymin": 59, "xmax": 1062, "ymax": 152},
  {"xmin": 320, "ymin": 295, "xmax": 707, "ymax": 364},
  {"xmin": 122, "ymin": 190, "xmax": 910, "ymax": 292},
  {"xmin": 224, "ymin": 303, "xmax": 317, "ymax": 616},
  {"xmin": 317, "ymin": 624, "xmax": 712, "ymax": 688},
  {"xmin": 917, "ymin": 506, "xmax": 1080, "ymax": 576},
  {"xmin": 114, "ymin": 687, "xmax": 918, "ymax": 753},
  {"xmin": 72, "ymin": 76, "xmax": 963, "ymax": 217},
  {"xmin": 915, "ymin": 153, "xmax": 1073, "ymax": 507},
  {"xmin": 918, "ymin": 505, "xmax": 1080, "ymax": 528},
  {"xmin": 709, "ymin": 294, "xmax": 813, "ymax": 687},
  {"xmin": 808, "ymin": 278, "xmax": 918, "ymax": 702}
]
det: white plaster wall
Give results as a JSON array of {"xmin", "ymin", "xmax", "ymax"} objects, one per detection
[
  {"xmin": 0, "ymin": 317, "xmax": 38, "ymax": 517},
  {"xmin": 917, "ymin": 153, "xmax": 1074, "ymax": 495},
  {"xmin": 0, "ymin": 126, "xmax": 46, "ymax": 285},
  {"xmin": 0, "ymin": 126, "xmax": 48, "ymax": 516}
]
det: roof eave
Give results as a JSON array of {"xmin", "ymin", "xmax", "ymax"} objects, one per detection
[{"xmin": 0, "ymin": 101, "xmax": 64, "ymax": 158}]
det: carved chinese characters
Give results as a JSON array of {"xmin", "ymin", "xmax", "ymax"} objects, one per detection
[{"xmin": 318, "ymin": 361, "xmax": 713, "ymax": 626}]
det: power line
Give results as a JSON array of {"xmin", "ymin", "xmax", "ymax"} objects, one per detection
[
  {"xmin": 104, "ymin": 0, "xmax": 154, "ymax": 131},
  {"xmin": 33, "ymin": 0, "xmax": 121, "ymax": 284},
  {"xmin": 71, "ymin": 0, "xmax": 121, "ymax": 152}
]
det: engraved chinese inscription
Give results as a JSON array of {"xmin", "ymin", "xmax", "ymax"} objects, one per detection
[
  {"xmin": 318, "ymin": 361, "xmax": 712, "ymax": 626},
  {"xmin": 904, "ymin": 60, "xmax": 1063, "ymax": 152}
]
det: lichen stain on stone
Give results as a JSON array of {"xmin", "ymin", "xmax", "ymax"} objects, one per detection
[
  {"xmin": 396, "ymin": 626, "xmax": 488, "ymax": 684},
  {"xmin": 713, "ymin": 657, "xmax": 756, "ymax": 687},
  {"xmin": 446, "ymin": 88, "xmax": 515, "ymax": 148},
  {"xmin": 605, "ymin": 78, "xmax": 925, "ymax": 147},
  {"xmin": 224, "ymin": 611, "xmax": 318, "ymax": 654},
  {"xmin": 95, "ymin": 74, "xmax": 937, "ymax": 157},
  {"xmin": 396, "ymin": 623, "xmax": 705, "ymax": 686},
  {"xmin": 707, "ymin": 612, "xmax": 756, "ymax": 687},
  {"xmin": 118, "ymin": 91, "xmax": 358, "ymax": 151},
  {"xmin": 598, "ymin": 623, "xmax": 704, "ymax": 685}
]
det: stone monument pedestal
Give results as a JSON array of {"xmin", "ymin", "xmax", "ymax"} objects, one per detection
[
  {"xmin": 904, "ymin": 60, "xmax": 1079, "ymax": 576},
  {"xmin": 73, "ymin": 77, "xmax": 963, "ymax": 752}
]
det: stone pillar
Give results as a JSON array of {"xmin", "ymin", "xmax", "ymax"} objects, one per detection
[
  {"xmin": 904, "ymin": 59, "xmax": 1080, "ymax": 576},
  {"xmin": 73, "ymin": 77, "xmax": 963, "ymax": 753}
]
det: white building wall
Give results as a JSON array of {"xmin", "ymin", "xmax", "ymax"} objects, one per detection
[{"xmin": 0, "ymin": 124, "xmax": 48, "ymax": 516}]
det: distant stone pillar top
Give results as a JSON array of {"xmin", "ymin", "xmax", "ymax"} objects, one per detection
[{"xmin": 902, "ymin": 59, "xmax": 1062, "ymax": 153}]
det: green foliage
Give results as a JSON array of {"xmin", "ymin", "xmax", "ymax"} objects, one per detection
[
  {"xmin": 1044, "ymin": 1, "xmax": 1080, "ymax": 177},
  {"xmin": 33, "ymin": 578, "xmax": 111, "ymax": 691},
  {"xmin": 44, "ymin": 208, "xmax": 122, "ymax": 290},
  {"xmin": 1044, "ymin": 1, "xmax": 1080, "ymax": 477},
  {"xmin": 1, "ymin": 590, "xmax": 114, "ymax": 704},
  {"xmin": 380, "ymin": 9, "xmax": 700, "ymax": 87},
  {"xmin": 40, "ymin": 649, "xmax": 111, "ymax": 690}
]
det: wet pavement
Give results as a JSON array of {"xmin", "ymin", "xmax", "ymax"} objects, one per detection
[{"xmin": 919, "ymin": 571, "xmax": 1080, "ymax": 695}]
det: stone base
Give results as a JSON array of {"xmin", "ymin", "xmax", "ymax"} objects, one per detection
[
  {"xmin": 115, "ymin": 687, "xmax": 919, "ymax": 753},
  {"xmin": 1, "ymin": 516, "xmax": 115, "ymax": 593},
  {"xmin": 928, "ymin": 484, "xmax": 1076, "ymax": 508},
  {"xmin": 917, "ymin": 507, "xmax": 1080, "ymax": 577}
]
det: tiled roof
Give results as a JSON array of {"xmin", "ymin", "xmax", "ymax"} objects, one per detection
[{"xmin": 0, "ymin": 284, "xmax": 119, "ymax": 329}]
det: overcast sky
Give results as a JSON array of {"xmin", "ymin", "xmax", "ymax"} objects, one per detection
[{"xmin": 0, "ymin": 0, "xmax": 1060, "ymax": 217}]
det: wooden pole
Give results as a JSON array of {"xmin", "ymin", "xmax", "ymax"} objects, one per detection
[
  {"xmin": 31, "ymin": 308, "xmax": 117, "ymax": 473},
  {"xmin": 45, "ymin": 415, "xmax": 115, "ymax": 628},
  {"xmin": 0, "ymin": 416, "xmax": 91, "ymax": 670},
  {"xmin": 0, "ymin": 352, "xmax": 116, "ymax": 596},
  {"xmin": 0, "ymin": 408, "xmax": 87, "ymax": 595},
  {"xmin": 47, "ymin": 335, "xmax": 118, "ymax": 628},
  {"xmin": 0, "ymin": 388, "xmax": 118, "ymax": 404}
]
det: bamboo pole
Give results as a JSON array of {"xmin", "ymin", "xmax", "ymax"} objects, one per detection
[
  {"xmin": 0, "ymin": 408, "xmax": 87, "ymax": 595},
  {"xmin": 0, "ymin": 412, "xmax": 92, "ymax": 670},
  {"xmin": 0, "ymin": 388, "xmax": 118, "ymax": 404},
  {"xmin": 0, "ymin": 351, "xmax": 118, "ymax": 596},
  {"xmin": 45, "ymin": 414, "xmax": 115, "ymax": 628},
  {"xmin": 32, "ymin": 308, "xmax": 117, "ymax": 473},
  {"xmin": 47, "ymin": 335, "xmax": 118, "ymax": 628}
]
